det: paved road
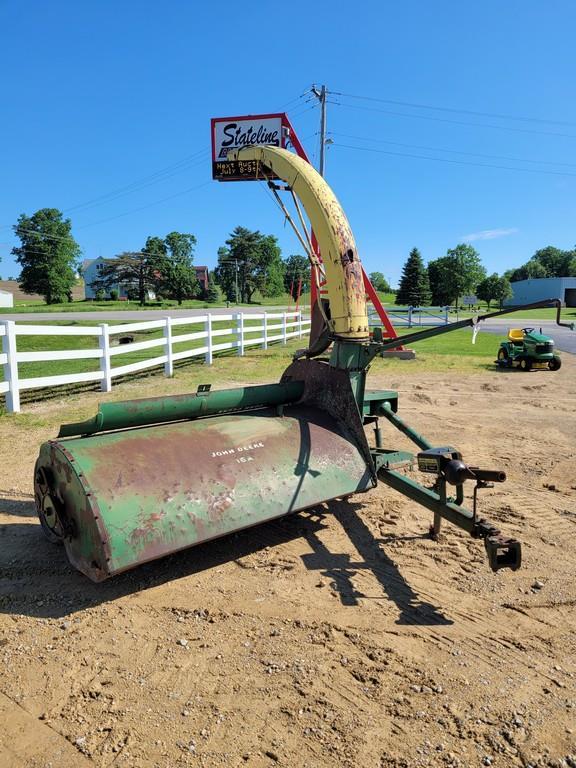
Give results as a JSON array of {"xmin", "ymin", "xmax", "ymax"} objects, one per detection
[
  {"xmin": 475, "ymin": 318, "xmax": 576, "ymax": 355},
  {"xmin": 0, "ymin": 306, "xmax": 296, "ymax": 323}
]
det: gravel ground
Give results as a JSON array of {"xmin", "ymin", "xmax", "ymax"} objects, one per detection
[{"xmin": 1, "ymin": 356, "xmax": 575, "ymax": 768}]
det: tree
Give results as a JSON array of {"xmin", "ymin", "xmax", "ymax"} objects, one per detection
[
  {"xmin": 205, "ymin": 274, "xmax": 221, "ymax": 303},
  {"xmin": 428, "ymin": 258, "xmax": 451, "ymax": 306},
  {"xmin": 493, "ymin": 276, "xmax": 513, "ymax": 308},
  {"xmin": 90, "ymin": 251, "xmax": 160, "ymax": 306},
  {"xmin": 505, "ymin": 259, "xmax": 548, "ymax": 282},
  {"xmin": 214, "ymin": 246, "xmax": 238, "ymax": 302},
  {"xmin": 476, "ymin": 273, "xmax": 512, "ymax": 309},
  {"xmin": 12, "ymin": 208, "xmax": 81, "ymax": 304},
  {"xmin": 532, "ymin": 246, "xmax": 575, "ymax": 277},
  {"xmin": 283, "ymin": 254, "xmax": 310, "ymax": 298},
  {"xmin": 160, "ymin": 232, "xmax": 199, "ymax": 305},
  {"xmin": 505, "ymin": 245, "xmax": 576, "ymax": 282},
  {"xmin": 215, "ymin": 227, "xmax": 284, "ymax": 303},
  {"xmin": 428, "ymin": 244, "xmax": 486, "ymax": 307},
  {"xmin": 259, "ymin": 235, "xmax": 285, "ymax": 298},
  {"xmin": 369, "ymin": 271, "xmax": 391, "ymax": 293},
  {"xmin": 445, "ymin": 243, "xmax": 486, "ymax": 307},
  {"xmin": 395, "ymin": 248, "xmax": 431, "ymax": 306}
]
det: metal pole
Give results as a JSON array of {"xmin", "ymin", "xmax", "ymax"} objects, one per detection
[
  {"xmin": 319, "ymin": 85, "xmax": 327, "ymax": 176},
  {"xmin": 311, "ymin": 84, "xmax": 327, "ymax": 176}
]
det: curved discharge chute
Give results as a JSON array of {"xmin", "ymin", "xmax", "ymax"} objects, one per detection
[{"xmin": 228, "ymin": 146, "xmax": 369, "ymax": 341}]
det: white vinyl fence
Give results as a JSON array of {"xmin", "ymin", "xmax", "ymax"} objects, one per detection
[{"xmin": 0, "ymin": 311, "xmax": 310, "ymax": 413}]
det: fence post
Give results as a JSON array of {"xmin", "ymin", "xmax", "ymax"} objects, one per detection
[
  {"xmin": 236, "ymin": 312, "xmax": 244, "ymax": 356},
  {"xmin": 205, "ymin": 313, "xmax": 213, "ymax": 365},
  {"xmin": 282, "ymin": 312, "xmax": 287, "ymax": 345},
  {"xmin": 99, "ymin": 323, "xmax": 112, "ymax": 392},
  {"xmin": 262, "ymin": 313, "xmax": 268, "ymax": 350},
  {"xmin": 444, "ymin": 306, "xmax": 449, "ymax": 325},
  {"xmin": 164, "ymin": 316, "xmax": 173, "ymax": 377},
  {"xmin": 2, "ymin": 320, "xmax": 20, "ymax": 413},
  {"xmin": 298, "ymin": 311, "xmax": 303, "ymax": 339},
  {"xmin": 408, "ymin": 306, "xmax": 413, "ymax": 327}
]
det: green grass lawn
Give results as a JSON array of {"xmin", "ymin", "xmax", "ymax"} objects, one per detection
[{"xmin": 6, "ymin": 291, "xmax": 311, "ymax": 313}]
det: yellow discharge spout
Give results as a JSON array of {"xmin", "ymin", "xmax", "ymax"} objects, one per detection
[{"xmin": 228, "ymin": 146, "xmax": 369, "ymax": 340}]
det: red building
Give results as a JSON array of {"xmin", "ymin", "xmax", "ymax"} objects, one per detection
[{"xmin": 195, "ymin": 266, "xmax": 209, "ymax": 292}]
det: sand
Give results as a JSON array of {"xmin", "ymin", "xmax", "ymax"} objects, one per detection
[{"xmin": 1, "ymin": 356, "xmax": 575, "ymax": 768}]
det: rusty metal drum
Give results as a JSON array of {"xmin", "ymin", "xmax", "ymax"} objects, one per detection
[{"xmin": 34, "ymin": 405, "xmax": 374, "ymax": 581}]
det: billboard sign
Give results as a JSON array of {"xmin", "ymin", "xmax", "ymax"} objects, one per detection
[{"xmin": 211, "ymin": 113, "xmax": 288, "ymax": 181}]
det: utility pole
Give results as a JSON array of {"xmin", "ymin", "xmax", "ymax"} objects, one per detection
[{"xmin": 311, "ymin": 84, "xmax": 327, "ymax": 177}]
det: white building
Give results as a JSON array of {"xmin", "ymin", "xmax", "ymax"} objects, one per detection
[
  {"xmin": 0, "ymin": 289, "xmax": 14, "ymax": 308},
  {"xmin": 505, "ymin": 277, "xmax": 576, "ymax": 307},
  {"xmin": 82, "ymin": 257, "xmax": 125, "ymax": 299}
]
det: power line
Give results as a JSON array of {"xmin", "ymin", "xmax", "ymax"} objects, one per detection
[
  {"xmin": 333, "ymin": 141, "xmax": 576, "ymax": 177},
  {"xmin": 277, "ymin": 91, "xmax": 309, "ymax": 111},
  {"xmin": 289, "ymin": 101, "xmax": 318, "ymax": 120},
  {"xmin": 332, "ymin": 100, "xmax": 576, "ymax": 140},
  {"xmin": 0, "ymin": 148, "xmax": 211, "ymax": 232},
  {"xmin": 77, "ymin": 180, "xmax": 212, "ymax": 229},
  {"xmin": 6, "ymin": 179, "xmax": 212, "ymax": 246},
  {"xmin": 63, "ymin": 150, "xmax": 210, "ymax": 215},
  {"xmin": 329, "ymin": 131, "xmax": 576, "ymax": 169},
  {"xmin": 332, "ymin": 90, "xmax": 576, "ymax": 128}
]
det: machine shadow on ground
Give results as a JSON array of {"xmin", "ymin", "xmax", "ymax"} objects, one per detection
[
  {"xmin": 0, "ymin": 496, "xmax": 36, "ymax": 517},
  {"xmin": 0, "ymin": 496, "xmax": 451, "ymax": 627},
  {"xmin": 301, "ymin": 499, "xmax": 452, "ymax": 626}
]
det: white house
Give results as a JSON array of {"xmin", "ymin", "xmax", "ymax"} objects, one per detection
[
  {"xmin": 82, "ymin": 257, "xmax": 125, "ymax": 300},
  {"xmin": 0, "ymin": 289, "xmax": 14, "ymax": 308}
]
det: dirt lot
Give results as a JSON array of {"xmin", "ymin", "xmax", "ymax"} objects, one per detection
[{"xmin": 1, "ymin": 356, "xmax": 575, "ymax": 768}]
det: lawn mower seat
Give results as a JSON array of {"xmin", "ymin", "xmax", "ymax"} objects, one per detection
[{"xmin": 508, "ymin": 329, "xmax": 524, "ymax": 342}]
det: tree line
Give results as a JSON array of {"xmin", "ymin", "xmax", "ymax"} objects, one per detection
[
  {"xmin": 7, "ymin": 207, "xmax": 575, "ymax": 308},
  {"xmin": 8, "ymin": 209, "xmax": 312, "ymax": 306},
  {"xmin": 395, "ymin": 245, "xmax": 512, "ymax": 309},
  {"xmin": 394, "ymin": 241, "xmax": 576, "ymax": 309}
]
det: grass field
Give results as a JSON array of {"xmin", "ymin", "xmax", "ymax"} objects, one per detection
[
  {"xmin": 3, "ymin": 291, "xmax": 311, "ymax": 313},
  {"xmin": 3, "ymin": 291, "xmax": 405, "ymax": 313}
]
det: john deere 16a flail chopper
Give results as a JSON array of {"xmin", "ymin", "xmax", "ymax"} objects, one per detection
[{"xmin": 33, "ymin": 146, "xmax": 573, "ymax": 582}]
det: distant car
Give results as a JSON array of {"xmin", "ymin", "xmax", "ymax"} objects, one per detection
[{"xmin": 496, "ymin": 327, "xmax": 562, "ymax": 371}]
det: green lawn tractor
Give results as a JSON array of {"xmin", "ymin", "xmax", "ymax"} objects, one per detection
[{"xmin": 497, "ymin": 327, "xmax": 562, "ymax": 371}]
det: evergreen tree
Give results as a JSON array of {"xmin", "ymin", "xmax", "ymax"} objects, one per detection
[
  {"xmin": 395, "ymin": 248, "xmax": 431, "ymax": 306},
  {"xmin": 205, "ymin": 274, "xmax": 221, "ymax": 303}
]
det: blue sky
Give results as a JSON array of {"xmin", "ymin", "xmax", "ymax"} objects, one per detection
[{"xmin": 1, "ymin": 0, "xmax": 575, "ymax": 286}]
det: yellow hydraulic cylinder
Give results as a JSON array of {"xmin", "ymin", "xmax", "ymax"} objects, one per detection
[{"xmin": 228, "ymin": 146, "xmax": 369, "ymax": 340}]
